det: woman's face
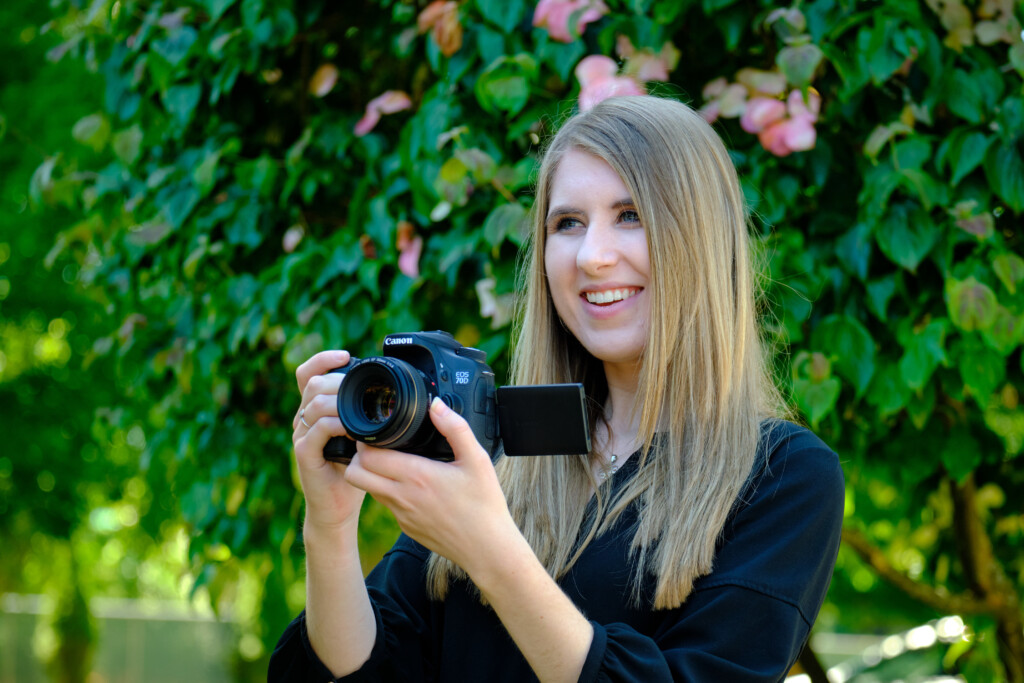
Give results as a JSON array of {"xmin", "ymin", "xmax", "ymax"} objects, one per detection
[{"xmin": 543, "ymin": 149, "xmax": 651, "ymax": 370}]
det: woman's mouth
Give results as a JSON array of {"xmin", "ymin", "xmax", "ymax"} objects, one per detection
[{"xmin": 583, "ymin": 288, "xmax": 641, "ymax": 305}]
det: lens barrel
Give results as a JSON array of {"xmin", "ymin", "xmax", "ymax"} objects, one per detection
[{"xmin": 336, "ymin": 358, "xmax": 433, "ymax": 450}]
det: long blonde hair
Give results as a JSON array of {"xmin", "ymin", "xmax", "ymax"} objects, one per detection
[{"xmin": 427, "ymin": 96, "xmax": 786, "ymax": 609}]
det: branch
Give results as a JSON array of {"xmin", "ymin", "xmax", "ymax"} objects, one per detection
[{"xmin": 840, "ymin": 527, "xmax": 990, "ymax": 615}]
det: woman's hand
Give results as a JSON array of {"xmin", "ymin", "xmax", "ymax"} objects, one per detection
[
  {"xmin": 293, "ymin": 350, "xmax": 367, "ymax": 535},
  {"xmin": 343, "ymin": 397, "xmax": 519, "ymax": 577}
]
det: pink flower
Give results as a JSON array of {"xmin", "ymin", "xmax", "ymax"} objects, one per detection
[
  {"xmin": 533, "ymin": 0, "xmax": 608, "ymax": 43},
  {"xmin": 354, "ymin": 90, "xmax": 413, "ymax": 136},
  {"xmin": 756, "ymin": 90, "xmax": 821, "ymax": 156},
  {"xmin": 396, "ymin": 221, "xmax": 422, "ymax": 278},
  {"xmin": 574, "ymin": 55, "xmax": 618, "ymax": 88},
  {"xmin": 740, "ymin": 97, "xmax": 787, "ymax": 133},
  {"xmin": 578, "ymin": 76, "xmax": 645, "ymax": 111},
  {"xmin": 417, "ymin": 1, "xmax": 462, "ymax": 57},
  {"xmin": 787, "ymin": 88, "xmax": 821, "ymax": 120},
  {"xmin": 574, "ymin": 55, "xmax": 645, "ymax": 111}
]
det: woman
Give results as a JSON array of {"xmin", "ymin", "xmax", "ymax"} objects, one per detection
[{"xmin": 270, "ymin": 96, "xmax": 844, "ymax": 682}]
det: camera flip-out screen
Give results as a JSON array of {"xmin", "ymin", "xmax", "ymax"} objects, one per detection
[{"xmin": 496, "ymin": 384, "xmax": 591, "ymax": 456}]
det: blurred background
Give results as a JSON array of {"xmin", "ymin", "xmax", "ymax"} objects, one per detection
[{"xmin": 1, "ymin": 0, "xmax": 1022, "ymax": 681}]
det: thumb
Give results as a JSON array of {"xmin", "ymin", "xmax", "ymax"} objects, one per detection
[{"xmin": 429, "ymin": 397, "xmax": 488, "ymax": 463}]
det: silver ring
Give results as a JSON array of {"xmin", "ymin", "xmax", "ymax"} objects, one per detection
[{"xmin": 299, "ymin": 408, "xmax": 312, "ymax": 429}]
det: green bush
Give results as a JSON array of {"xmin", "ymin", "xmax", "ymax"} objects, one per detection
[{"xmin": 24, "ymin": 0, "xmax": 1024, "ymax": 678}]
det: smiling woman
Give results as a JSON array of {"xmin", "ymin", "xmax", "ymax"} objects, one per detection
[{"xmin": 271, "ymin": 96, "xmax": 844, "ymax": 683}]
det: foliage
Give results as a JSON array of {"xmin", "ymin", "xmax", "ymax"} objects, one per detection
[{"xmin": 16, "ymin": 0, "xmax": 1024, "ymax": 679}]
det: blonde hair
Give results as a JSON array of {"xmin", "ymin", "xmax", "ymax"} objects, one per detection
[{"xmin": 427, "ymin": 96, "xmax": 787, "ymax": 609}]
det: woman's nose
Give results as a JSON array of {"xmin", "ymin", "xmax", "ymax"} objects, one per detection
[{"xmin": 576, "ymin": 224, "xmax": 619, "ymax": 273}]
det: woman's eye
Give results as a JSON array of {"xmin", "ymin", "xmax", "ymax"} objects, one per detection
[
  {"xmin": 552, "ymin": 216, "xmax": 583, "ymax": 231},
  {"xmin": 619, "ymin": 209, "xmax": 641, "ymax": 224}
]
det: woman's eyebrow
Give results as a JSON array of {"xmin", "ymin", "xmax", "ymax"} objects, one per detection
[
  {"xmin": 610, "ymin": 198, "xmax": 636, "ymax": 210},
  {"xmin": 545, "ymin": 205, "xmax": 580, "ymax": 220}
]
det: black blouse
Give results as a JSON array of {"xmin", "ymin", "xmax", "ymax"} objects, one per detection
[{"xmin": 269, "ymin": 420, "xmax": 844, "ymax": 682}]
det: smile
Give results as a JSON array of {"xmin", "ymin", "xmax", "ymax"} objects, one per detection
[{"xmin": 583, "ymin": 288, "xmax": 641, "ymax": 305}]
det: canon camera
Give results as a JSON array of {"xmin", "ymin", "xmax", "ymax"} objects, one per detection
[{"xmin": 322, "ymin": 331, "xmax": 590, "ymax": 463}]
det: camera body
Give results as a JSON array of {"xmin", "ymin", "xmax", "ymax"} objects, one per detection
[{"xmin": 323, "ymin": 331, "xmax": 497, "ymax": 463}]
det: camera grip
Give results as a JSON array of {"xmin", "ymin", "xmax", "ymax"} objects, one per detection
[
  {"xmin": 320, "ymin": 360, "xmax": 359, "ymax": 464},
  {"xmin": 323, "ymin": 435, "xmax": 356, "ymax": 464}
]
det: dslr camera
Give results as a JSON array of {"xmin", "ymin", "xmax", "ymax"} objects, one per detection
[{"xmin": 323, "ymin": 331, "xmax": 590, "ymax": 463}]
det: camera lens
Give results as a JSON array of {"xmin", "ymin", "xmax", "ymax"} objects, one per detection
[
  {"xmin": 362, "ymin": 383, "xmax": 396, "ymax": 423},
  {"xmin": 337, "ymin": 358, "xmax": 433, "ymax": 450}
]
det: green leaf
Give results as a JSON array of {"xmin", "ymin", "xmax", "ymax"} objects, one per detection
[
  {"xmin": 992, "ymin": 253, "xmax": 1024, "ymax": 294},
  {"xmin": 162, "ymin": 83, "xmax": 202, "ymax": 128},
  {"xmin": 225, "ymin": 203, "xmax": 262, "ymax": 248},
  {"xmin": 996, "ymin": 96, "xmax": 1024, "ymax": 143},
  {"xmin": 202, "ymin": 0, "xmax": 237, "ymax": 23},
  {"xmin": 865, "ymin": 275, "xmax": 897, "ymax": 320},
  {"xmin": 71, "ymin": 113, "xmax": 111, "ymax": 152},
  {"xmin": 793, "ymin": 377, "xmax": 840, "ymax": 427},
  {"xmin": 776, "ymin": 44, "xmax": 823, "ymax": 87},
  {"xmin": 940, "ymin": 429, "xmax": 981, "ymax": 483},
  {"xmin": 474, "ymin": 55, "xmax": 535, "ymax": 116},
  {"xmin": 835, "ymin": 222, "xmax": 872, "ymax": 281},
  {"xmin": 112, "ymin": 125, "xmax": 143, "ymax": 165},
  {"xmin": 474, "ymin": 0, "xmax": 524, "ymax": 33},
  {"xmin": 947, "ymin": 69, "xmax": 983, "ymax": 124},
  {"xmin": 482, "ymin": 203, "xmax": 528, "ymax": 247},
  {"xmin": 957, "ymin": 337, "xmax": 1005, "ymax": 407},
  {"xmin": 150, "ymin": 26, "xmax": 198, "ymax": 67},
  {"xmin": 950, "ymin": 131, "xmax": 993, "ymax": 185},
  {"xmin": 947, "ymin": 277, "xmax": 998, "ymax": 331},
  {"xmin": 315, "ymin": 242, "xmax": 362, "ymax": 288},
  {"xmin": 813, "ymin": 315, "xmax": 876, "ymax": 397},
  {"xmin": 982, "ymin": 306, "xmax": 1024, "ymax": 355},
  {"xmin": 984, "ymin": 140, "xmax": 1024, "ymax": 213},
  {"xmin": 875, "ymin": 203, "xmax": 938, "ymax": 272},
  {"xmin": 907, "ymin": 383, "xmax": 936, "ymax": 430},
  {"xmin": 866, "ymin": 365, "xmax": 912, "ymax": 418},
  {"xmin": 899, "ymin": 321, "xmax": 947, "ymax": 390}
]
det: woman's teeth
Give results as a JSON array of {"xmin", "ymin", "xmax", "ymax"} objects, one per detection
[{"xmin": 585, "ymin": 288, "xmax": 638, "ymax": 305}]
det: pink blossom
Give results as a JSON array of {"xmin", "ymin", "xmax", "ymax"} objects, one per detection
[
  {"xmin": 398, "ymin": 235, "xmax": 423, "ymax": 278},
  {"xmin": 698, "ymin": 100, "xmax": 721, "ymax": 124},
  {"xmin": 396, "ymin": 221, "xmax": 422, "ymax": 278},
  {"xmin": 574, "ymin": 55, "xmax": 618, "ymax": 87},
  {"xmin": 533, "ymin": 0, "xmax": 608, "ymax": 43},
  {"xmin": 354, "ymin": 90, "xmax": 413, "ymax": 136},
  {"xmin": 574, "ymin": 55, "xmax": 645, "ymax": 111},
  {"xmin": 417, "ymin": 1, "xmax": 462, "ymax": 56},
  {"xmin": 740, "ymin": 97, "xmax": 787, "ymax": 133},
  {"xmin": 578, "ymin": 75, "xmax": 645, "ymax": 111},
  {"xmin": 787, "ymin": 88, "xmax": 821, "ymax": 120},
  {"xmin": 778, "ymin": 116, "xmax": 817, "ymax": 152},
  {"xmin": 758, "ymin": 124, "xmax": 794, "ymax": 157}
]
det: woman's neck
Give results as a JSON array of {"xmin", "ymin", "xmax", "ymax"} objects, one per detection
[{"xmin": 600, "ymin": 360, "xmax": 643, "ymax": 457}]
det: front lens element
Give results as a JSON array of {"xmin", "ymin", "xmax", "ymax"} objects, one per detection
[{"xmin": 362, "ymin": 384, "xmax": 396, "ymax": 423}]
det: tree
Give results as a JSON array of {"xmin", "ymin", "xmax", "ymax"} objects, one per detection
[{"xmin": 24, "ymin": 0, "xmax": 1024, "ymax": 679}]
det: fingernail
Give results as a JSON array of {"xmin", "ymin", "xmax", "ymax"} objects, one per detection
[{"xmin": 431, "ymin": 396, "xmax": 445, "ymax": 412}]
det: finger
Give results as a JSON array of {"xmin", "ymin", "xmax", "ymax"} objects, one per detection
[
  {"xmin": 293, "ymin": 416, "xmax": 347, "ymax": 459},
  {"xmin": 427, "ymin": 398, "xmax": 488, "ymax": 464},
  {"xmin": 299, "ymin": 372, "xmax": 346, "ymax": 413},
  {"xmin": 344, "ymin": 448, "xmax": 404, "ymax": 495},
  {"xmin": 294, "ymin": 392, "xmax": 342, "ymax": 431},
  {"xmin": 296, "ymin": 350, "xmax": 351, "ymax": 392}
]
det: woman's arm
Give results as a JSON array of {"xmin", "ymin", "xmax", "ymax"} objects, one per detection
[
  {"xmin": 344, "ymin": 398, "xmax": 594, "ymax": 683},
  {"xmin": 287, "ymin": 350, "xmax": 376, "ymax": 678}
]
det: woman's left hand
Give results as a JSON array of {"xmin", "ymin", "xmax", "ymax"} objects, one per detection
[{"xmin": 343, "ymin": 397, "xmax": 518, "ymax": 575}]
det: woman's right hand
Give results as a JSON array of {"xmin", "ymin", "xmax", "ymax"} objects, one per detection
[{"xmin": 292, "ymin": 350, "xmax": 367, "ymax": 535}]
